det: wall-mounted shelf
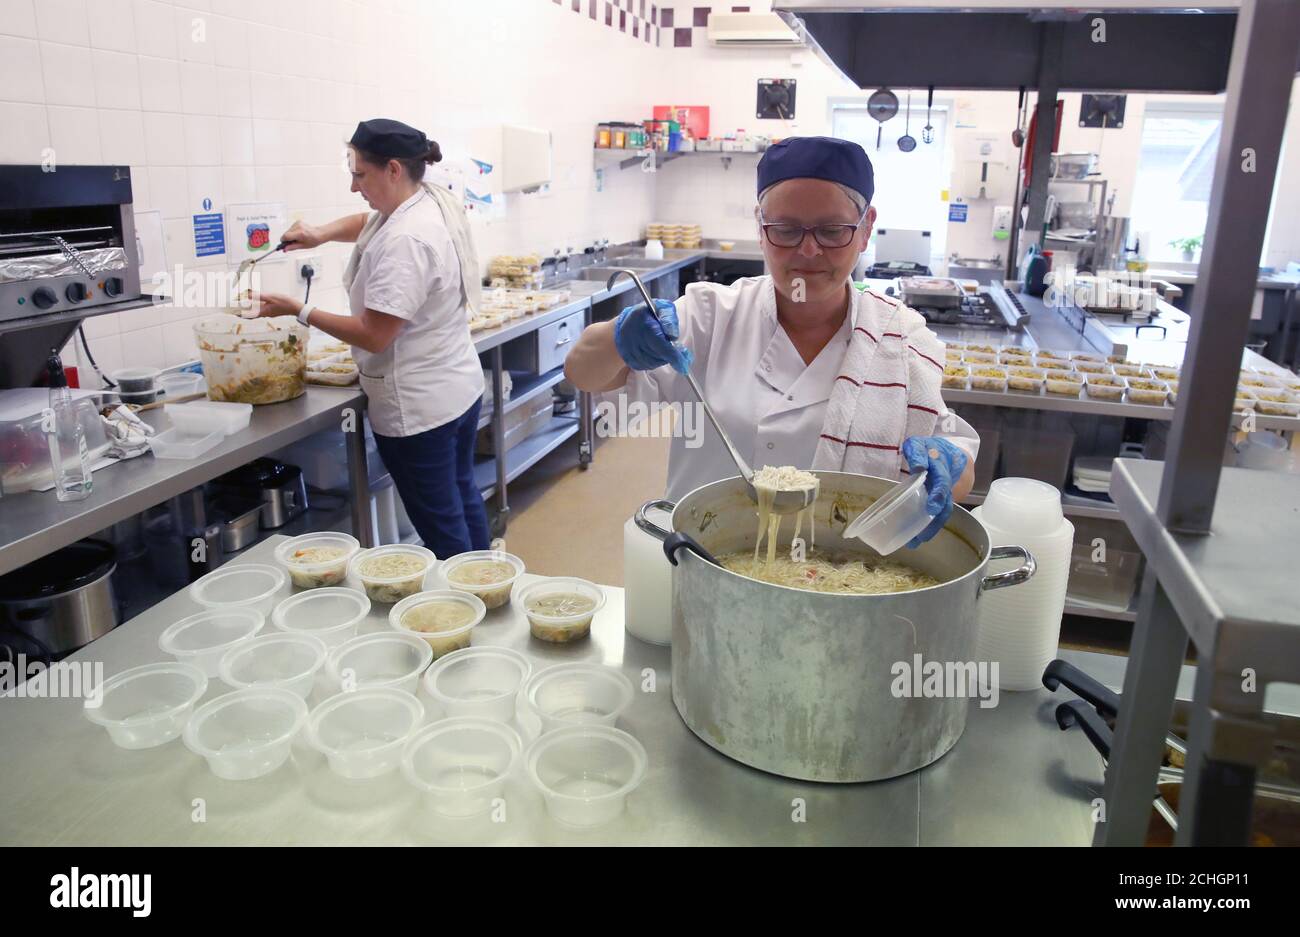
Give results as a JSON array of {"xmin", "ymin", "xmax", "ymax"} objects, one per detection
[{"xmin": 593, "ymin": 148, "xmax": 762, "ymax": 172}]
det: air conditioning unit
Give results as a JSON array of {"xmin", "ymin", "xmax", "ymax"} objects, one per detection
[{"xmin": 706, "ymin": 12, "xmax": 804, "ymax": 47}]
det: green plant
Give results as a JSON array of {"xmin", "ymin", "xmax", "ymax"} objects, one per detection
[{"xmin": 1169, "ymin": 235, "xmax": 1203, "ymax": 254}]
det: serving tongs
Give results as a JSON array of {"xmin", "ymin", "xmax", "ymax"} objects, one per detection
[{"xmin": 606, "ymin": 267, "xmax": 815, "ymax": 515}]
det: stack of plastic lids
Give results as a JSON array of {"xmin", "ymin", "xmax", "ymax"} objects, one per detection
[
  {"xmin": 972, "ymin": 478, "xmax": 1074, "ymax": 691},
  {"xmin": 1072, "ymin": 455, "xmax": 1114, "ymax": 493}
]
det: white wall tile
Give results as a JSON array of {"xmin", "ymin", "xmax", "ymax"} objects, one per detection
[
  {"xmin": 0, "ymin": 35, "xmax": 45, "ymax": 102},
  {"xmin": 143, "ymin": 111, "xmax": 186, "ymax": 165},
  {"xmin": 251, "ymin": 118, "xmax": 282, "ymax": 165},
  {"xmin": 215, "ymin": 65, "xmax": 251, "ymax": 116},
  {"xmin": 132, "ymin": 0, "xmax": 175, "ymax": 59},
  {"xmin": 161, "ymin": 216, "xmax": 197, "ymax": 269},
  {"xmin": 81, "ymin": 310, "xmax": 121, "ymax": 339},
  {"xmin": 174, "ymin": 5, "xmax": 214, "ymax": 64},
  {"xmin": 79, "ymin": 332, "xmax": 123, "ymax": 386},
  {"xmin": 118, "ymin": 326, "xmax": 167, "ymax": 369},
  {"xmin": 281, "ymin": 120, "xmax": 312, "ymax": 166},
  {"xmin": 98, "ymin": 108, "xmax": 146, "ymax": 164},
  {"xmin": 87, "ymin": 0, "xmax": 137, "ymax": 53},
  {"xmin": 219, "ymin": 116, "xmax": 254, "ymax": 165},
  {"xmin": 0, "ymin": 101, "xmax": 48, "ymax": 161},
  {"xmin": 246, "ymin": 26, "xmax": 285, "ymax": 76},
  {"xmin": 183, "ymin": 113, "xmax": 220, "ymax": 165},
  {"xmin": 222, "ymin": 165, "xmax": 256, "ymax": 202},
  {"xmin": 208, "ymin": 13, "xmax": 246, "ymax": 69},
  {"xmin": 130, "ymin": 167, "xmax": 151, "ymax": 209},
  {"xmin": 248, "ymin": 72, "xmax": 284, "ymax": 120},
  {"xmin": 92, "ymin": 49, "xmax": 142, "ymax": 110},
  {"xmin": 47, "ymin": 105, "xmax": 103, "ymax": 163},
  {"xmin": 35, "ymin": 0, "xmax": 88, "ymax": 46},
  {"xmin": 162, "ymin": 318, "xmax": 200, "ymax": 364},
  {"xmin": 149, "ymin": 165, "xmax": 190, "ymax": 217},
  {"xmin": 178, "ymin": 60, "xmax": 218, "ymax": 114},
  {"xmin": 0, "ymin": 0, "xmax": 39, "ymax": 39},
  {"xmin": 39, "ymin": 41, "xmax": 95, "ymax": 106},
  {"xmin": 137, "ymin": 55, "xmax": 182, "ymax": 112},
  {"xmin": 187, "ymin": 165, "xmax": 222, "ymax": 214},
  {"xmin": 255, "ymin": 165, "xmax": 285, "ymax": 202}
]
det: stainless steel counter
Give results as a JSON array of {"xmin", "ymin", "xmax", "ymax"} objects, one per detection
[
  {"xmin": 0, "ymin": 387, "xmax": 371, "ymax": 578},
  {"xmin": 0, "ymin": 535, "xmax": 1113, "ymax": 846}
]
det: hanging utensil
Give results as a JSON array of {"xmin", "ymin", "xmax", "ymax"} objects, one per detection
[
  {"xmin": 897, "ymin": 90, "xmax": 916, "ymax": 153},
  {"xmin": 605, "ymin": 269, "xmax": 816, "ymax": 516},
  {"xmin": 867, "ymin": 88, "xmax": 899, "ymax": 151},
  {"xmin": 1011, "ymin": 86, "xmax": 1027, "ymax": 148},
  {"xmin": 922, "ymin": 85, "xmax": 934, "ymax": 144}
]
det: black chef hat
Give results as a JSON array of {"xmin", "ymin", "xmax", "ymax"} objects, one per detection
[
  {"xmin": 757, "ymin": 136, "xmax": 874, "ymax": 205},
  {"xmin": 349, "ymin": 118, "xmax": 431, "ymax": 159}
]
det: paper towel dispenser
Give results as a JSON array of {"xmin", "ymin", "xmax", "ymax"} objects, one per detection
[{"xmin": 477, "ymin": 125, "xmax": 552, "ymax": 193}]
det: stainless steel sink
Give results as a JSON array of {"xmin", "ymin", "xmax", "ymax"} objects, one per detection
[{"xmin": 569, "ymin": 267, "xmax": 656, "ymax": 282}]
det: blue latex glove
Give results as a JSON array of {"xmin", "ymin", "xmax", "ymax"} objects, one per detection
[
  {"xmin": 901, "ymin": 436, "xmax": 969, "ymax": 548},
  {"xmin": 613, "ymin": 299, "xmax": 694, "ymax": 374}
]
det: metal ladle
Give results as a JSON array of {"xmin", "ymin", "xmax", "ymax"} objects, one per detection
[{"xmin": 606, "ymin": 268, "xmax": 816, "ymax": 515}]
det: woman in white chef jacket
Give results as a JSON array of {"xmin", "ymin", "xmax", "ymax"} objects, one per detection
[
  {"xmin": 566, "ymin": 136, "xmax": 977, "ymax": 547},
  {"xmin": 254, "ymin": 118, "xmax": 491, "ymax": 557}
]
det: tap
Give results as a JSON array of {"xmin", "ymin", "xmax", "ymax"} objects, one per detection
[
  {"xmin": 560, "ymin": 246, "xmax": 574, "ymax": 273},
  {"xmin": 597, "ymin": 238, "xmax": 609, "ymax": 263}
]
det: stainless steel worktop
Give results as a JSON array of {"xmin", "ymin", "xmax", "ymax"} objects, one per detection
[
  {"xmin": 0, "ymin": 387, "xmax": 369, "ymax": 578},
  {"xmin": 0, "ymin": 535, "xmax": 1111, "ymax": 846}
]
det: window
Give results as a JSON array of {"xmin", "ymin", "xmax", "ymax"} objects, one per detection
[{"xmin": 1131, "ymin": 103, "xmax": 1222, "ymax": 263}]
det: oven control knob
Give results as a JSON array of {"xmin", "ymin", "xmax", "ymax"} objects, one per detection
[
  {"xmin": 103, "ymin": 276, "xmax": 124, "ymax": 298},
  {"xmin": 65, "ymin": 282, "xmax": 88, "ymax": 303},
  {"xmin": 32, "ymin": 287, "xmax": 58, "ymax": 309}
]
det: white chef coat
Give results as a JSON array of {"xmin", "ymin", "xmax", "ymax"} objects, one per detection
[
  {"xmin": 624, "ymin": 275, "xmax": 980, "ymax": 502},
  {"xmin": 350, "ymin": 188, "xmax": 484, "ymax": 437}
]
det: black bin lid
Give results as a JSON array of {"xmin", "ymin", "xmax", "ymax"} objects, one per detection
[{"xmin": 0, "ymin": 539, "xmax": 117, "ymax": 601}]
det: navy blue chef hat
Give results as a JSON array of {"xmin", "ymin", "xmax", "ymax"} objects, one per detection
[
  {"xmin": 349, "ymin": 118, "xmax": 431, "ymax": 159},
  {"xmin": 756, "ymin": 136, "xmax": 874, "ymax": 205}
]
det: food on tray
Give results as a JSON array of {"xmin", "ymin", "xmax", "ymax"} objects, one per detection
[
  {"xmin": 1151, "ymin": 367, "xmax": 1180, "ymax": 382},
  {"xmin": 942, "ymin": 364, "xmax": 969, "ymax": 389},
  {"xmin": 1035, "ymin": 350, "xmax": 1065, "ymax": 360},
  {"xmin": 1036, "ymin": 359, "xmax": 1073, "ymax": 372},
  {"xmin": 965, "ymin": 344, "xmax": 997, "ymax": 355},
  {"xmin": 970, "ymin": 366, "xmax": 1008, "ymax": 391},
  {"xmin": 1240, "ymin": 374, "xmax": 1280, "ymax": 388},
  {"xmin": 1072, "ymin": 360, "xmax": 1110, "ymax": 374},
  {"xmin": 719, "ymin": 552, "xmax": 938, "ymax": 595},
  {"xmin": 1252, "ymin": 391, "xmax": 1300, "ymax": 415},
  {"xmin": 1007, "ymin": 367, "xmax": 1045, "ymax": 392},
  {"xmin": 963, "ymin": 352, "xmax": 997, "ymax": 364},
  {"xmin": 1126, "ymin": 379, "xmax": 1169, "ymax": 405},
  {"xmin": 1112, "ymin": 364, "xmax": 1151, "ymax": 378},
  {"xmin": 1086, "ymin": 373, "xmax": 1125, "ymax": 400},
  {"xmin": 1069, "ymin": 352, "xmax": 1103, "ymax": 362}
]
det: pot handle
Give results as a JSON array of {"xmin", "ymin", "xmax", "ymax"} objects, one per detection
[
  {"xmin": 663, "ymin": 532, "xmax": 721, "ymax": 568},
  {"xmin": 1055, "ymin": 698, "xmax": 1113, "ymax": 759},
  {"xmin": 634, "ymin": 499, "xmax": 676, "ymax": 541},
  {"xmin": 1042, "ymin": 658, "xmax": 1120, "ymax": 718},
  {"xmin": 979, "ymin": 544, "xmax": 1036, "ymax": 591}
]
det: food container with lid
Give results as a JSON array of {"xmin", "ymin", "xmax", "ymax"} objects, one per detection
[
  {"xmin": 438, "ymin": 550, "xmax": 525, "ymax": 609},
  {"xmin": 401, "ymin": 718, "xmax": 523, "ymax": 818},
  {"xmin": 183, "ymin": 686, "xmax": 309, "ymax": 780},
  {"xmin": 1149, "ymin": 367, "xmax": 1180, "ymax": 382},
  {"xmin": 1084, "ymin": 373, "xmax": 1125, "ymax": 401},
  {"xmin": 110, "ymin": 367, "xmax": 162, "ymax": 395},
  {"xmin": 193, "ymin": 314, "xmax": 308, "ymax": 405},
  {"xmin": 969, "ymin": 365, "xmax": 1007, "ymax": 392},
  {"xmin": 272, "ymin": 587, "xmax": 370, "ymax": 647},
  {"xmin": 326, "ymin": 631, "xmax": 433, "ymax": 695},
  {"xmin": 84, "ymin": 662, "xmax": 208, "ymax": 749},
  {"xmin": 149, "ymin": 426, "xmax": 225, "ymax": 460},
  {"xmin": 350, "ymin": 544, "xmax": 436, "ymax": 604},
  {"xmin": 962, "ymin": 351, "xmax": 997, "ymax": 365},
  {"xmin": 218, "ymin": 631, "xmax": 328, "ymax": 698},
  {"xmin": 1070, "ymin": 359, "xmax": 1110, "ymax": 375},
  {"xmin": 1068, "ymin": 352, "xmax": 1103, "ymax": 363},
  {"xmin": 389, "ymin": 590, "xmax": 485, "ymax": 658},
  {"xmin": 422, "ymin": 646, "xmax": 532, "ymax": 721},
  {"xmin": 524, "ymin": 725, "xmax": 647, "ymax": 829},
  {"xmin": 842, "ymin": 471, "xmax": 931, "ymax": 556},
  {"xmin": 1006, "ymin": 366, "xmax": 1046, "ymax": 393},
  {"xmin": 941, "ymin": 364, "xmax": 969, "ymax": 390},
  {"xmin": 165, "ymin": 400, "xmax": 252, "ymax": 437},
  {"xmin": 1125, "ymin": 377, "xmax": 1170, "ymax": 406},
  {"xmin": 1111, "ymin": 363, "xmax": 1152, "ymax": 379},
  {"xmin": 274, "ymin": 532, "xmax": 359, "ymax": 589},
  {"xmin": 306, "ymin": 687, "xmax": 424, "ymax": 779},
  {"xmin": 1239, "ymin": 372, "xmax": 1282, "ymax": 389},
  {"xmin": 158, "ymin": 607, "xmax": 265, "ymax": 676},
  {"xmin": 157, "ymin": 371, "xmax": 206, "ymax": 399},
  {"xmin": 1234, "ymin": 388, "xmax": 1258, "ymax": 412},
  {"xmin": 1046, "ymin": 374, "xmax": 1084, "ymax": 396},
  {"xmin": 1034, "ymin": 357, "xmax": 1074, "ymax": 372},
  {"xmin": 516, "ymin": 577, "xmax": 606, "ymax": 644},
  {"xmin": 522, "ymin": 663, "xmax": 635, "ymax": 734},
  {"xmin": 188, "ymin": 563, "xmax": 286, "ymax": 614},
  {"xmin": 1250, "ymin": 389, "xmax": 1300, "ymax": 416}
]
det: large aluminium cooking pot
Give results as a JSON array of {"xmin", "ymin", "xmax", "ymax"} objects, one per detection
[{"xmin": 635, "ymin": 471, "xmax": 1036, "ymax": 783}]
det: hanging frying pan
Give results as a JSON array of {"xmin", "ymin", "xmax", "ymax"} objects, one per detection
[
  {"xmin": 898, "ymin": 90, "xmax": 916, "ymax": 153},
  {"xmin": 922, "ymin": 86, "xmax": 934, "ymax": 144},
  {"xmin": 867, "ymin": 88, "xmax": 899, "ymax": 151}
]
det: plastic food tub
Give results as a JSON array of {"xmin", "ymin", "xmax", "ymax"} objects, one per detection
[
  {"xmin": 1068, "ymin": 352, "xmax": 1103, "ymax": 364},
  {"xmin": 842, "ymin": 471, "xmax": 931, "ymax": 556},
  {"xmin": 524, "ymin": 725, "xmax": 648, "ymax": 829},
  {"xmin": 522, "ymin": 663, "xmax": 635, "ymax": 734},
  {"xmin": 275, "ymin": 532, "xmax": 360, "ymax": 589},
  {"xmin": 401, "ymin": 718, "xmax": 523, "ymax": 818},
  {"xmin": 1006, "ymin": 367, "xmax": 1046, "ymax": 393},
  {"xmin": 389, "ymin": 590, "xmax": 485, "ymax": 658},
  {"xmin": 968, "ymin": 366, "xmax": 1008, "ymax": 392},
  {"xmin": 1149, "ymin": 367, "xmax": 1180, "ymax": 383},
  {"xmin": 422, "ymin": 646, "xmax": 531, "ymax": 721},
  {"xmin": 149, "ymin": 426, "xmax": 225, "ymax": 460},
  {"xmin": 306, "ymin": 687, "xmax": 424, "ymax": 779},
  {"xmin": 1239, "ymin": 372, "xmax": 1282, "ymax": 390},
  {"xmin": 1234, "ymin": 389, "xmax": 1258, "ymax": 412},
  {"xmin": 1070, "ymin": 359, "xmax": 1110, "ymax": 375},
  {"xmin": 189, "ymin": 563, "xmax": 286, "ymax": 615},
  {"xmin": 941, "ymin": 364, "xmax": 969, "ymax": 390},
  {"xmin": 165, "ymin": 400, "xmax": 252, "ymax": 437},
  {"xmin": 1125, "ymin": 378, "xmax": 1170, "ymax": 406},
  {"xmin": 1111, "ymin": 363, "xmax": 1152, "ymax": 379},
  {"xmin": 218, "ymin": 632, "xmax": 328, "ymax": 698},
  {"xmin": 1034, "ymin": 357, "xmax": 1074, "ymax": 373},
  {"xmin": 111, "ymin": 367, "xmax": 162, "ymax": 395},
  {"xmin": 350, "ymin": 544, "xmax": 436, "ymax": 604},
  {"xmin": 1250, "ymin": 389, "xmax": 1300, "ymax": 416},
  {"xmin": 183, "ymin": 686, "xmax": 308, "ymax": 780},
  {"xmin": 962, "ymin": 351, "xmax": 997, "ymax": 365},
  {"xmin": 516, "ymin": 578, "xmax": 605, "ymax": 644},
  {"xmin": 1084, "ymin": 373, "xmax": 1125, "ymax": 401},
  {"xmin": 1046, "ymin": 374, "xmax": 1084, "ymax": 396},
  {"xmin": 439, "ymin": 550, "xmax": 526, "ymax": 609},
  {"xmin": 1033, "ymin": 349, "xmax": 1066, "ymax": 361},
  {"xmin": 193, "ymin": 314, "xmax": 307, "ymax": 405},
  {"xmin": 157, "ymin": 371, "xmax": 205, "ymax": 399},
  {"xmin": 158, "ymin": 607, "xmax": 265, "ymax": 676},
  {"xmin": 84, "ymin": 662, "xmax": 208, "ymax": 749},
  {"xmin": 271, "ymin": 587, "xmax": 370, "ymax": 647},
  {"xmin": 326, "ymin": 631, "xmax": 433, "ymax": 694}
]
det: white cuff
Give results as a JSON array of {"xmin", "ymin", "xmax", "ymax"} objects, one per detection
[{"xmin": 297, "ymin": 303, "xmax": 315, "ymax": 326}]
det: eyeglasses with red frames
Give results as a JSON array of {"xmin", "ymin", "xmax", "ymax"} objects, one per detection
[{"xmin": 758, "ymin": 208, "xmax": 868, "ymax": 249}]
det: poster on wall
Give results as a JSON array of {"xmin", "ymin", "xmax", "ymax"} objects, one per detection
[{"xmin": 224, "ymin": 202, "xmax": 289, "ymax": 265}]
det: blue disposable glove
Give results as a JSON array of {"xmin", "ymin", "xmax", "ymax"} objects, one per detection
[
  {"xmin": 901, "ymin": 436, "xmax": 969, "ymax": 548},
  {"xmin": 613, "ymin": 299, "xmax": 694, "ymax": 374}
]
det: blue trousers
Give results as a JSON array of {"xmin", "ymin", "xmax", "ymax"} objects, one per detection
[{"xmin": 372, "ymin": 399, "xmax": 491, "ymax": 559}]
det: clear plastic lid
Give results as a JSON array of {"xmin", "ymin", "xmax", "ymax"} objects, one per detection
[
  {"xmin": 272, "ymin": 587, "xmax": 371, "ymax": 636},
  {"xmin": 159, "ymin": 607, "xmax": 264, "ymax": 656},
  {"xmin": 189, "ymin": 564, "xmax": 285, "ymax": 609},
  {"xmin": 842, "ymin": 471, "xmax": 931, "ymax": 556}
]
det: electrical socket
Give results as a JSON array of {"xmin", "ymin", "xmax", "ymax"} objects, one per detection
[{"xmin": 295, "ymin": 253, "xmax": 321, "ymax": 283}]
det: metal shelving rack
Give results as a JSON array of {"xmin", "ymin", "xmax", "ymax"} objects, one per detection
[{"xmin": 1095, "ymin": 0, "xmax": 1300, "ymax": 847}]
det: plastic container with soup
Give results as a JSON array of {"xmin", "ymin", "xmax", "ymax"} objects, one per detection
[
  {"xmin": 439, "ymin": 550, "xmax": 525, "ymax": 609},
  {"xmin": 351, "ymin": 545, "xmax": 436, "ymax": 604},
  {"xmin": 389, "ymin": 590, "xmax": 486, "ymax": 658},
  {"xmin": 516, "ymin": 577, "xmax": 606, "ymax": 644},
  {"xmin": 274, "ymin": 532, "xmax": 359, "ymax": 589}
]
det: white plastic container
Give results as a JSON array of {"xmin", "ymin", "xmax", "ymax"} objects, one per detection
[
  {"xmin": 843, "ymin": 471, "xmax": 930, "ymax": 556},
  {"xmin": 326, "ymin": 631, "xmax": 433, "ymax": 695},
  {"xmin": 401, "ymin": 718, "xmax": 522, "ymax": 818},
  {"xmin": 149, "ymin": 426, "xmax": 225, "ymax": 460},
  {"xmin": 389, "ymin": 590, "xmax": 485, "ymax": 658},
  {"xmin": 157, "ymin": 371, "xmax": 206, "ymax": 399},
  {"xmin": 306, "ymin": 687, "xmax": 424, "ymax": 779},
  {"xmin": 218, "ymin": 632, "xmax": 328, "ymax": 698},
  {"xmin": 422, "ymin": 646, "xmax": 531, "ymax": 722},
  {"xmin": 516, "ymin": 577, "xmax": 606, "ymax": 643},
  {"xmin": 271, "ymin": 587, "xmax": 370, "ymax": 647},
  {"xmin": 83, "ymin": 662, "xmax": 208, "ymax": 749},
  {"xmin": 183, "ymin": 686, "xmax": 308, "ymax": 780},
  {"xmin": 189, "ymin": 563, "xmax": 286, "ymax": 615},
  {"xmin": 274, "ymin": 532, "xmax": 359, "ymax": 590},
  {"xmin": 644, "ymin": 238, "xmax": 664, "ymax": 260},
  {"xmin": 438, "ymin": 550, "xmax": 525, "ymax": 610},
  {"xmin": 522, "ymin": 663, "xmax": 635, "ymax": 734},
  {"xmin": 158, "ymin": 607, "xmax": 265, "ymax": 676},
  {"xmin": 623, "ymin": 511, "xmax": 674, "ymax": 645},
  {"xmin": 165, "ymin": 400, "xmax": 251, "ymax": 437},
  {"xmin": 524, "ymin": 725, "xmax": 648, "ymax": 829},
  {"xmin": 350, "ymin": 544, "xmax": 436, "ymax": 604}
]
